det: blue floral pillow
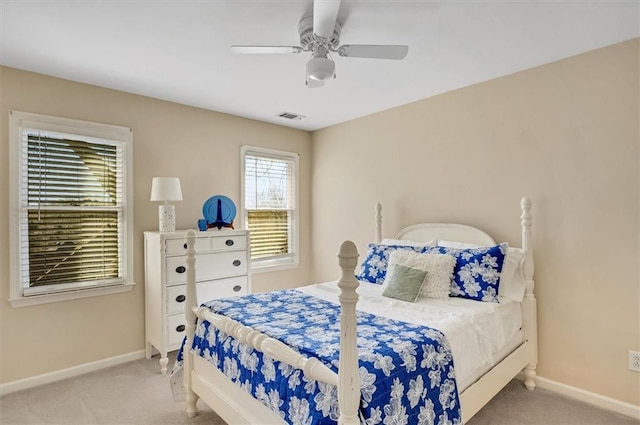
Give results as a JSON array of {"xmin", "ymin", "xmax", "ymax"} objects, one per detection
[
  {"xmin": 425, "ymin": 243, "xmax": 507, "ymax": 303},
  {"xmin": 356, "ymin": 243, "xmax": 427, "ymax": 284}
]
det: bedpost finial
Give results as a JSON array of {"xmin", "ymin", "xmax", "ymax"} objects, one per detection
[
  {"xmin": 520, "ymin": 197, "xmax": 532, "ymax": 224},
  {"xmin": 338, "ymin": 240, "xmax": 359, "ymax": 270},
  {"xmin": 375, "ymin": 203, "xmax": 383, "ymax": 244},
  {"xmin": 186, "ymin": 229, "xmax": 197, "ymax": 251}
]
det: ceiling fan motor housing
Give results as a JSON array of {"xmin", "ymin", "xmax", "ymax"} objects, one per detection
[{"xmin": 298, "ymin": 16, "xmax": 341, "ymax": 50}]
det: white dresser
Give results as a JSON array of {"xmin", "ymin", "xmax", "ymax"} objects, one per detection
[{"xmin": 144, "ymin": 229, "xmax": 251, "ymax": 373}]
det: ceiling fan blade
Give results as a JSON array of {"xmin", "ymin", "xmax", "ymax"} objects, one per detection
[
  {"xmin": 230, "ymin": 46, "xmax": 303, "ymax": 54},
  {"xmin": 313, "ymin": 0, "xmax": 341, "ymax": 39},
  {"xmin": 337, "ymin": 45, "xmax": 409, "ymax": 60}
]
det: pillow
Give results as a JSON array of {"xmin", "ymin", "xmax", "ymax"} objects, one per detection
[
  {"xmin": 382, "ymin": 250, "xmax": 456, "ymax": 300},
  {"xmin": 419, "ymin": 254, "xmax": 457, "ymax": 300},
  {"xmin": 356, "ymin": 243, "xmax": 426, "ymax": 284},
  {"xmin": 380, "ymin": 238, "xmax": 436, "ymax": 248},
  {"xmin": 500, "ymin": 247, "xmax": 526, "ymax": 302},
  {"xmin": 438, "ymin": 240, "xmax": 526, "ymax": 302},
  {"xmin": 426, "ymin": 243, "xmax": 508, "ymax": 303},
  {"xmin": 382, "ymin": 262, "xmax": 427, "ymax": 303}
]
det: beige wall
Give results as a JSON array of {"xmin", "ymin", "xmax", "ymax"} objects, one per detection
[
  {"xmin": 310, "ymin": 39, "xmax": 639, "ymax": 405},
  {"xmin": 0, "ymin": 66, "xmax": 312, "ymax": 383}
]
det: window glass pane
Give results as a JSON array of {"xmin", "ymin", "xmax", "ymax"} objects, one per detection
[
  {"xmin": 247, "ymin": 210, "xmax": 289, "ymax": 258},
  {"xmin": 27, "ymin": 210, "xmax": 120, "ymax": 287},
  {"xmin": 244, "ymin": 154, "xmax": 293, "ymax": 210},
  {"xmin": 26, "ymin": 135, "xmax": 120, "ymax": 207}
]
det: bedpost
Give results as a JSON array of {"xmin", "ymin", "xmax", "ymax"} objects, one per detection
[
  {"xmin": 184, "ymin": 230, "xmax": 199, "ymax": 417},
  {"xmin": 520, "ymin": 197, "xmax": 538, "ymax": 390},
  {"xmin": 337, "ymin": 241, "xmax": 360, "ymax": 425},
  {"xmin": 375, "ymin": 203, "xmax": 382, "ymax": 243}
]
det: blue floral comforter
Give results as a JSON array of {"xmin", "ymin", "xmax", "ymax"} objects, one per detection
[{"xmin": 175, "ymin": 289, "xmax": 461, "ymax": 425}]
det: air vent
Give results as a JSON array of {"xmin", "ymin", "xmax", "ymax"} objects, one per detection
[{"xmin": 277, "ymin": 111, "xmax": 305, "ymax": 121}]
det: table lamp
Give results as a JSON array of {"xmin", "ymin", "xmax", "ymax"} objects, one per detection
[{"xmin": 150, "ymin": 177, "xmax": 183, "ymax": 232}]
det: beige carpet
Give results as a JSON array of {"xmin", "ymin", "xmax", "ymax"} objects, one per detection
[{"xmin": 0, "ymin": 354, "xmax": 637, "ymax": 425}]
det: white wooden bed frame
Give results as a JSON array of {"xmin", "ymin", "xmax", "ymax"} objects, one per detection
[{"xmin": 182, "ymin": 197, "xmax": 537, "ymax": 424}]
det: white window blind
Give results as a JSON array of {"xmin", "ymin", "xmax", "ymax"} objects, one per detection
[
  {"xmin": 20, "ymin": 131, "xmax": 125, "ymax": 295},
  {"xmin": 9, "ymin": 111, "xmax": 134, "ymax": 306},
  {"xmin": 242, "ymin": 147, "xmax": 298, "ymax": 267}
]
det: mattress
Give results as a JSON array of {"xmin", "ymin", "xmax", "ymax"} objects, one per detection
[{"xmin": 298, "ymin": 280, "xmax": 523, "ymax": 392}]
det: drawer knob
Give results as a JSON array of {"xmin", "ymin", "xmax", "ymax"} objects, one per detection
[
  {"xmin": 225, "ymin": 239, "xmax": 234, "ymax": 246},
  {"xmin": 175, "ymin": 295, "xmax": 186, "ymax": 303},
  {"xmin": 183, "ymin": 243, "xmax": 187, "ymax": 249},
  {"xmin": 233, "ymin": 285, "xmax": 242, "ymax": 292},
  {"xmin": 232, "ymin": 260, "xmax": 241, "ymax": 267},
  {"xmin": 175, "ymin": 266, "xmax": 186, "ymax": 274},
  {"xmin": 176, "ymin": 324, "xmax": 186, "ymax": 332}
]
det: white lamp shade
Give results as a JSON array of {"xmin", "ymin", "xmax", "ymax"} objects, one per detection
[
  {"xmin": 307, "ymin": 56, "xmax": 335, "ymax": 81},
  {"xmin": 150, "ymin": 177, "xmax": 183, "ymax": 202}
]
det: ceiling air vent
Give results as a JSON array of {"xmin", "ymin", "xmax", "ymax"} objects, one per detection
[{"xmin": 277, "ymin": 111, "xmax": 305, "ymax": 121}]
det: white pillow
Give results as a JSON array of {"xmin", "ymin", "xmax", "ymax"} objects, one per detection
[
  {"xmin": 500, "ymin": 247, "xmax": 526, "ymax": 302},
  {"xmin": 380, "ymin": 238, "xmax": 436, "ymax": 247},
  {"xmin": 383, "ymin": 249, "xmax": 455, "ymax": 300},
  {"xmin": 437, "ymin": 240, "xmax": 527, "ymax": 302}
]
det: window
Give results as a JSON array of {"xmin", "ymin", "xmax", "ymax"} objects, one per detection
[
  {"xmin": 241, "ymin": 146, "xmax": 298, "ymax": 270},
  {"xmin": 9, "ymin": 111, "xmax": 134, "ymax": 307}
]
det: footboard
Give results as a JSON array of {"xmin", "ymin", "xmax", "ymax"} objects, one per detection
[{"xmin": 183, "ymin": 231, "xmax": 361, "ymax": 425}]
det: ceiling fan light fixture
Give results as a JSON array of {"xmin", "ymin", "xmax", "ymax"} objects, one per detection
[{"xmin": 307, "ymin": 55, "xmax": 335, "ymax": 81}]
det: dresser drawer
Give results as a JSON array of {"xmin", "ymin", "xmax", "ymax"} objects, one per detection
[
  {"xmin": 165, "ymin": 251, "xmax": 247, "ymax": 285},
  {"xmin": 166, "ymin": 285, "xmax": 188, "ymax": 315},
  {"xmin": 210, "ymin": 235, "xmax": 246, "ymax": 251},
  {"xmin": 165, "ymin": 237, "xmax": 210, "ymax": 255},
  {"xmin": 165, "ymin": 276, "xmax": 248, "ymax": 314},
  {"xmin": 167, "ymin": 314, "xmax": 186, "ymax": 347},
  {"xmin": 199, "ymin": 276, "xmax": 248, "ymax": 300}
]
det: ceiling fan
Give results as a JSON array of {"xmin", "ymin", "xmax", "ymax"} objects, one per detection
[{"xmin": 230, "ymin": 0, "xmax": 409, "ymax": 88}]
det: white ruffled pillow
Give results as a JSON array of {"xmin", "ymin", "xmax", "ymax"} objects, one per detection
[{"xmin": 383, "ymin": 249, "xmax": 456, "ymax": 300}]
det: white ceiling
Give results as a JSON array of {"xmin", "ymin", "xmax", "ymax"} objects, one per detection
[{"xmin": 1, "ymin": 1, "xmax": 638, "ymax": 131}]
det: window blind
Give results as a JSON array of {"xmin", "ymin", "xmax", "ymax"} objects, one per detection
[
  {"xmin": 21, "ymin": 132, "xmax": 125, "ymax": 294},
  {"xmin": 244, "ymin": 151, "xmax": 295, "ymax": 260}
]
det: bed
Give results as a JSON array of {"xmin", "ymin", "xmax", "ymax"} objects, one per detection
[{"xmin": 176, "ymin": 197, "xmax": 537, "ymax": 424}]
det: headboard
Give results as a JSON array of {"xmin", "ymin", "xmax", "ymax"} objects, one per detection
[
  {"xmin": 394, "ymin": 223, "xmax": 496, "ymax": 246},
  {"xmin": 373, "ymin": 199, "xmax": 533, "ymax": 251}
]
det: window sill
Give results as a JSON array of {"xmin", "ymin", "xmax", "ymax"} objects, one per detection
[
  {"xmin": 251, "ymin": 262, "xmax": 300, "ymax": 274},
  {"xmin": 9, "ymin": 282, "xmax": 135, "ymax": 308}
]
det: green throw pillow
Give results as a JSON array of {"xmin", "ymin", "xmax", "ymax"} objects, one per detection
[{"xmin": 381, "ymin": 264, "xmax": 427, "ymax": 302}]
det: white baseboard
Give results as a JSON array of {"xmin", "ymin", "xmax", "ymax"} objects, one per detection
[
  {"xmin": 517, "ymin": 372, "xmax": 640, "ymax": 420},
  {"xmin": 0, "ymin": 350, "xmax": 146, "ymax": 396}
]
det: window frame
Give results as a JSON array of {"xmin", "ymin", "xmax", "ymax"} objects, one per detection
[
  {"xmin": 240, "ymin": 145, "xmax": 299, "ymax": 273},
  {"xmin": 9, "ymin": 111, "xmax": 134, "ymax": 307}
]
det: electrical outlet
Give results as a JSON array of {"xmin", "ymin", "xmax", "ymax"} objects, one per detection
[{"xmin": 630, "ymin": 351, "xmax": 640, "ymax": 372}]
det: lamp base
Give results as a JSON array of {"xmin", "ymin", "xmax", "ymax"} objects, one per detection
[{"xmin": 159, "ymin": 204, "xmax": 176, "ymax": 232}]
